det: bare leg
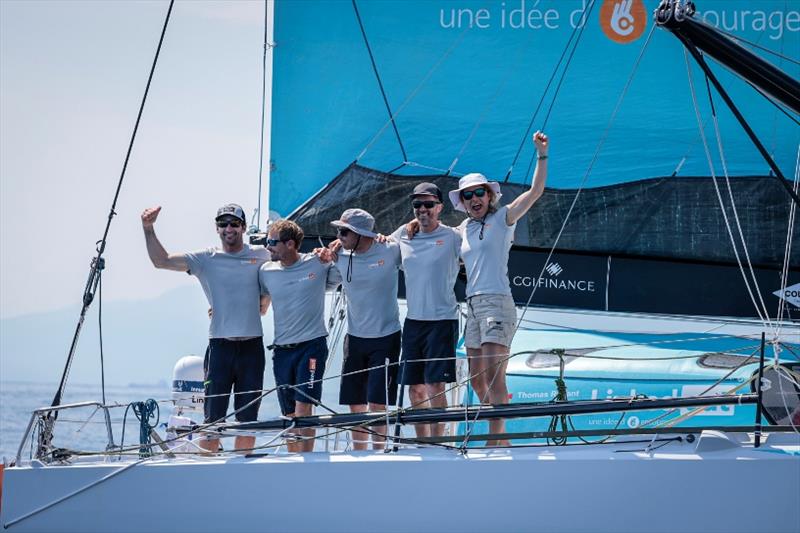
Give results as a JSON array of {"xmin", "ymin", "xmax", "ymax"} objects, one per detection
[
  {"xmin": 368, "ymin": 402, "xmax": 388, "ymax": 450},
  {"xmin": 287, "ymin": 401, "xmax": 316, "ymax": 453},
  {"xmin": 199, "ymin": 438, "xmax": 219, "ymax": 453},
  {"xmin": 408, "ymin": 384, "xmax": 431, "ymax": 438},
  {"xmin": 482, "ymin": 342, "xmax": 510, "ymax": 447},
  {"xmin": 467, "ymin": 345, "xmax": 510, "ymax": 447},
  {"xmin": 425, "ymin": 382, "xmax": 448, "ymax": 438},
  {"xmin": 349, "ymin": 404, "xmax": 369, "ymax": 450},
  {"xmin": 234, "ymin": 435, "xmax": 255, "ymax": 454}
]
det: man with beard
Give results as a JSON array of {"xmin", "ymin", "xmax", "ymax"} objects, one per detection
[
  {"xmin": 391, "ymin": 183, "xmax": 461, "ymax": 440},
  {"xmin": 259, "ymin": 219, "xmax": 341, "ymax": 453},
  {"xmin": 141, "ymin": 203, "xmax": 269, "ymax": 453}
]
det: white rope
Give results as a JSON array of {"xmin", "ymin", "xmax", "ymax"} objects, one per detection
[
  {"xmin": 708, "ymin": 75, "xmax": 776, "ymax": 332},
  {"xmin": 513, "ymin": 24, "xmax": 656, "ymax": 331},
  {"xmin": 683, "ymin": 49, "xmax": 774, "ymax": 333},
  {"xmin": 776, "ymin": 144, "xmax": 800, "ymax": 329}
]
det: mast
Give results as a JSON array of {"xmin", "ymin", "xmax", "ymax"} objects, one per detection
[
  {"xmin": 654, "ymin": 1, "xmax": 800, "ymax": 115},
  {"xmin": 654, "ymin": 0, "xmax": 800, "ymax": 207},
  {"xmin": 253, "ymin": 0, "xmax": 276, "ymax": 231}
]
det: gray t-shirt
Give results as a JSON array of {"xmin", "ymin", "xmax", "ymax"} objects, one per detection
[
  {"xmin": 185, "ymin": 244, "xmax": 270, "ymax": 339},
  {"xmin": 334, "ymin": 241, "xmax": 402, "ymax": 338},
  {"xmin": 459, "ymin": 205, "xmax": 516, "ymax": 297},
  {"xmin": 392, "ymin": 224, "xmax": 461, "ymax": 321},
  {"xmin": 259, "ymin": 253, "xmax": 342, "ymax": 345}
]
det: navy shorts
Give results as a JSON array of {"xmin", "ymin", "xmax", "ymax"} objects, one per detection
[
  {"xmin": 400, "ymin": 319, "xmax": 458, "ymax": 385},
  {"xmin": 339, "ymin": 331, "xmax": 401, "ymax": 406},
  {"xmin": 272, "ymin": 336, "xmax": 329, "ymax": 416},
  {"xmin": 203, "ymin": 337, "xmax": 266, "ymax": 424}
]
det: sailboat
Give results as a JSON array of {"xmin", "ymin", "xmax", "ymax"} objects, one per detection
[{"xmin": 1, "ymin": 0, "xmax": 799, "ymax": 531}]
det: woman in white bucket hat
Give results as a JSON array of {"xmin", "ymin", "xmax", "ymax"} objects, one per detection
[{"xmin": 450, "ymin": 131, "xmax": 549, "ymax": 446}]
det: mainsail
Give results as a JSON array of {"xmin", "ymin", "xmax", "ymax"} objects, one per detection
[{"xmin": 269, "ymin": 0, "xmax": 800, "ymax": 318}]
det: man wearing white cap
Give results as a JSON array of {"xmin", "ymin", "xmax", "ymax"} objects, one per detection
[
  {"xmin": 448, "ymin": 131, "xmax": 549, "ymax": 446},
  {"xmin": 141, "ymin": 203, "xmax": 270, "ymax": 453},
  {"xmin": 318, "ymin": 208, "xmax": 402, "ymax": 450}
]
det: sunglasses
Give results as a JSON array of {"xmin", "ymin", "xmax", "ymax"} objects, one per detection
[
  {"xmin": 266, "ymin": 238, "xmax": 285, "ymax": 247},
  {"xmin": 216, "ymin": 219, "xmax": 243, "ymax": 228},
  {"xmin": 461, "ymin": 187, "xmax": 487, "ymax": 201},
  {"xmin": 337, "ymin": 228, "xmax": 351, "ymax": 237},
  {"xmin": 412, "ymin": 200, "xmax": 440, "ymax": 209}
]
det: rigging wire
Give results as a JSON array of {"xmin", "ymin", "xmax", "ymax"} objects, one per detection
[
  {"xmin": 354, "ymin": 26, "xmax": 469, "ymax": 163},
  {"xmin": 777, "ymin": 145, "xmax": 800, "ymax": 327},
  {"xmin": 351, "ymin": 0, "xmax": 407, "ymax": 162},
  {"xmin": 519, "ymin": 0, "xmax": 599, "ymax": 183},
  {"xmin": 684, "ymin": 49, "xmax": 775, "ymax": 334},
  {"xmin": 48, "ymin": 0, "xmax": 175, "ymax": 422},
  {"xmin": 512, "ymin": 25, "xmax": 658, "ymax": 331},
  {"xmin": 705, "ymin": 74, "xmax": 775, "ymax": 330},
  {"xmin": 254, "ymin": 0, "xmax": 273, "ymax": 230},
  {"xmin": 98, "ymin": 265, "xmax": 106, "ymax": 406},
  {"xmin": 504, "ymin": 0, "xmax": 597, "ymax": 183}
]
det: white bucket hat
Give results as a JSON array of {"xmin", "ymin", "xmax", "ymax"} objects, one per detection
[
  {"xmin": 330, "ymin": 208, "xmax": 378, "ymax": 238},
  {"xmin": 448, "ymin": 173, "xmax": 502, "ymax": 213}
]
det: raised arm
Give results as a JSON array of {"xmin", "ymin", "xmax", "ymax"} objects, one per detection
[
  {"xmin": 506, "ymin": 131, "xmax": 549, "ymax": 226},
  {"xmin": 141, "ymin": 206, "xmax": 189, "ymax": 272}
]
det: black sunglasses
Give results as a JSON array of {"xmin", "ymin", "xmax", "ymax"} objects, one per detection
[
  {"xmin": 461, "ymin": 188, "xmax": 487, "ymax": 201},
  {"xmin": 337, "ymin": 228, "xmax": 351, "ymax": 237},
  {"xmin": 412, "ymin": 200, "xmax": 440, "ymax": 209},
  {"xmin": 266, "ymin": 238, "xmax": 285, "ymax": 247},
  {"xmin": 216, "ymin": 219, "xmax": 243, "ymax": 228}
]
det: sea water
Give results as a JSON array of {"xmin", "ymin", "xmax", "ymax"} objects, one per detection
[{"xmin": 0, "ymin": 372, "xmax": 346, "ymax": 461}]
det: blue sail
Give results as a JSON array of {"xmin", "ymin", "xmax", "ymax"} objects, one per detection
[
  {"xmin": 270, "ymin": 0, "xmax": 800, "ymax": 317},
  {"xmin": 270, "ymin": 0, "xmax": 799, "ymax": 214}
]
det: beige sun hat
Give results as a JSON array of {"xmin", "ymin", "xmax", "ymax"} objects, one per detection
[{"xmin": 448, "ymin": 173, "xmax": 502, "ymax": 213}]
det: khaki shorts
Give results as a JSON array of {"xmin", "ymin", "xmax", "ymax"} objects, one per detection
[{"xmin": 464, "ymin": 294, "xmax": 517, "ymax": 349}]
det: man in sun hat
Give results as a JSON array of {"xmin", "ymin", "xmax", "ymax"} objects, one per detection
[
  {"xmin": 317, "ymin": 208, "xmax": 402, "ymax": 450},
  {"xmin": 391, "ymin": 182, "xmax": 461, "ymax": 439},
  {"xmin": 141, "ymin": 203, "xmax": 270, "ymax": 453},
  {"xmin": 448, "ymin": 131, "xmax": 550, "ymax": 446}
]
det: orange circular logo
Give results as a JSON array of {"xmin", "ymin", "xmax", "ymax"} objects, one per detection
[{"xmin": 599, "ymin": 0, "xmax": 647, "ymax": 44}]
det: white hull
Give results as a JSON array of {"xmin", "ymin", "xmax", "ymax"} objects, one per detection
[{"xmin": 2, "ymin": 431, "xmax": 798, "ymax": 533}]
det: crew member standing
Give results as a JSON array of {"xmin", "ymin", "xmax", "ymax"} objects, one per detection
[{"xmin": 142, "ymin": 203, "xmax": 269, "ymax": 453}]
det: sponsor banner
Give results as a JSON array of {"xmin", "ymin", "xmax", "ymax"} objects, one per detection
[
  {"xmin": 508, "ymin": 248, "xmax": 608, "ymax": 309},
  {"xmin": 303, "ymin": 238, "xmax": 797, "ymax": 318},
  {"xmin": 774, "ymin": 282, "xmax": 800, "ymax": 309},
  {"xmin": 609, "ymin": 257, "xmax": 799, "ymax": 317}
]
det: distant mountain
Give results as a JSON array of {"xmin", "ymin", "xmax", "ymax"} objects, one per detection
[{"xmin": 0, "ymin": 285, "xmax": 269, "ymax": 386}]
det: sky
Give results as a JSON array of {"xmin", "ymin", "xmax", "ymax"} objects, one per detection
[{"xmin": 1, "ymin": 0, "xmax": 272, "ymax": 321}]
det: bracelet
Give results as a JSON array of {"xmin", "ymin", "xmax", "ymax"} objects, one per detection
[{"xmin": 537, "ymin": 155, "xmax": 548, "ymax": 160}]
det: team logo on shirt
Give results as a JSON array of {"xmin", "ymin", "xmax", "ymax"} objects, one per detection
[
  {"xmin": 308, "ymin": 272, "xmax": 316, "ymax": 280},
  {"xmin": 435, "ymin": 240, "xmax": 445, "ymax": 246},
  {"xmin": 368, "ymin": 259, "xmax": 385, "ymax": 269},
  {"xmin": 241, "ymin": 259, "xmax": 259, "ymax": 265}
]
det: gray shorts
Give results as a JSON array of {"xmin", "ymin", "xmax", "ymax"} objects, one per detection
[{"xmin": 464, "ymin": 294, "xmax": 517, "ymax": 349}]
